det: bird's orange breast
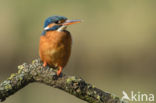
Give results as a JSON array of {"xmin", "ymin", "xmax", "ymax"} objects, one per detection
[{"xmin": 39, "ymin": 30, "xmax": 72, "ymax": 68}]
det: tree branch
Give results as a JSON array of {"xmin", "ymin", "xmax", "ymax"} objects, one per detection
[{"xmin": 0, "ymin": 59, "xmax": 126, "ymax": 103}]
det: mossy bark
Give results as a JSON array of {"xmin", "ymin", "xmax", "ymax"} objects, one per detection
[{"xmin": 0, "ymin": 59, "xmax": 126, "ymax": 103}]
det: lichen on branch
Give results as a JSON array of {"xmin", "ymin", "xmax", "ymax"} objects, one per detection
[{"xmin": 0, "ymin": 59, "xmax": 126, "ymax": 103}]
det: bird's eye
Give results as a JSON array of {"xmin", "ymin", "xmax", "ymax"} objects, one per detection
[
  {"xmin": 55, "ymin": 20, "xmax": 62, "ymax": 24},
  {"xmin": 55, "ymin": 20, "xmax": 65, "ymax": 24}
]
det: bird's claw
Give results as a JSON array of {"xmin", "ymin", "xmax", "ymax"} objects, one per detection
[{"xmin": 57, "ymin": 67, "xmax": 63, "ymax": 76}]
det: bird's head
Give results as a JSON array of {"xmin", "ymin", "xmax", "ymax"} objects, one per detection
[{"xmin": 42, "ymin": 16, "xmax": 80, "ymax": 35}]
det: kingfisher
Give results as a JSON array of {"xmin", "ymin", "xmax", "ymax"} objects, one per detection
[{"xmin": 39, "ymin": 16, "xmax": 80, "ymax": 76}]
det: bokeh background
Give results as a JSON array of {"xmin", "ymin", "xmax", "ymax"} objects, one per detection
[{"xmin": 0, "ymin": 0, "xmax": 156, "ymax": 103}]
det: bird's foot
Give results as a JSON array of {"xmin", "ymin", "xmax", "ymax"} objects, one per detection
[
  {"xmin": 43, "ymin": 62, "xmax": 47, "ymax": 67},
  {"xmin": 57, "ymin": 67, "xmax": 63, "ymax": 76}
]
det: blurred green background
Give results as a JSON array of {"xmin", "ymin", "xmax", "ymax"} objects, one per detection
[{"xmin": 0, "ymin": 0, "xmax": 156, "ymax": 103}]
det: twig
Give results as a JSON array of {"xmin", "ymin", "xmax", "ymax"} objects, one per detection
[{"xmin": 0, "ymin": 59, "xmax": 126, "ymax": 103}]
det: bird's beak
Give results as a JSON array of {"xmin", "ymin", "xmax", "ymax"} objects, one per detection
[{"xmin": 63, "ymin": 20, "xmax": 81, "ymax": 25}]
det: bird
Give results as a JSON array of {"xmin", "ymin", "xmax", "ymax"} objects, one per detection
[{"xmin": 39, "ymin": 16, "xmax": 80, "ymax": 76}]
